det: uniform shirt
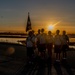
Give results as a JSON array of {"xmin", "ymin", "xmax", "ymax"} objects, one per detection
[
  {"xmin": 54, "ymin": 35, "xmax": 62, "ymax": 45},
  {"xmin": 26, "ymin": 36, "xmax": 36, "ymax": 47},
  {"xmin": 26, "ymin": 37, "xmax": 33, "ymax": 47},
  {"xmin": 36, "ymin": 33, "xmax": 40, "ymax": 44},
  {"xmin": 61, "ymin": 35, "xmax": 69, "ymax": 45},
  {"xmin": 38, "ymin": 33, "xmax": 47, "ymax": 44},
  {"xmin": 32, "ymin": 35, "xmax": 36, "ymax": 43},
  {"xmin": 47, "ymin": 35, "xmax": 54, "ymax": 43}
]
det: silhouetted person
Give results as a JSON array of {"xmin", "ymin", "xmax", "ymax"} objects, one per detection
[
  {"xmin": 36, "ymin": 29, "xmax": 41, "ymax": 54},
  {"xmin": 35, "ymin": 29, "xmax": 47, "ymax": 74},
  {"xmin": 37, "ymin": 29, "xmax": 41, "ymax": 35},
  {"xmin": 26, "ymin": 31, "xmax": 35, "ymax": 64},
  {"xmin": 46, "ymin": 31, "xmax": 54, "ymax": 75},
  {"xmin": 47, "ymin": 31, "xmax": 53, "ymax": 58},
  {"xmin": 38, "ymin": 28, "xmax": 47, "ymax": 59},
  {"xmin": 54, "ymin": 30, "xmax": 62, "ymax": 62},
  {"xmin": 61, "ymin": 30, "xmax": 69, "ymax": 59},
  {"xmin": 32, "ymin": 30, "xmax": 35, "ymax": 37},
  {"xmin": 32, "ymin": 30, "xmax": 36, "ymax": 50}
]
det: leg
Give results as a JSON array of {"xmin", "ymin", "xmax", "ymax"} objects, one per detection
[
  {"xmin": 56, "ymin": 53, "xmax": 58, "ymax": 60},
  {"xmin": 58, "ymin": 53, "xmax": 60, "ymax": 60},
  {"xmin": 64, "ymin": 51, "xmax": 67, "ymax": 58}
]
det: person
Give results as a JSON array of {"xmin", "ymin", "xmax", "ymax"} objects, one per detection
[
  {"xmin": 37, "ymin": 28, "xmax": 47, "ymax": 59},
  {"xmin": 54, "ymin": 30, "xmax": 62, "ymax": 62},
  {"xmin": 37, "ymin": 29, "xmax": 41, "ymax": 35},
  {"xmin": 36, "ymin": 29, "xmax": 41, "ymax": 54},
  {"xmin": 46, "ymin": 31, "xmax": 54, "ymax": 59},
  {"xmin": 26, "ymin": 31, "xmax": 36, "ymax": 63},
  {"xmin": 32, "ymin": 30, "xmax": 35, "ymax": 37},
  {"xmin": 32, "ymin": 30, "xmax": 37, "ymax": 50},
  {"xmin": 61, "ymin": 30, "xmax": 69, "ymax": 59},
  {"xmin": 46, "ymin": 31, "xmax": 54, "ymax": 75}
]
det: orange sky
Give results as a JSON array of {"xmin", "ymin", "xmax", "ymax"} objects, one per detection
[
  {"xmin": 0, "ymin": 21, "xmax": 75, "ymax": 34},
  {"xmin": 0, "ymin": 0, "xmax": 75, "ymax": 34}
]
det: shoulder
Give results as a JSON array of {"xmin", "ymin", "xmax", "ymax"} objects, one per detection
[
  {"xmin": 26, "ymin": 36, "xmax": 31, "ymax": 41},
  {"xmin": 37, "ymin": 34, "xmax": 41, "ymax": 38}
]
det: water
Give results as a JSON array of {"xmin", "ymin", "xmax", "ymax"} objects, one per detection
[
  {"xmin": 0, "ymin": 37, "xmax": 75, "ymax": 42},
  {"xmin": 69, "ymin": 38, "xmax": 75, "ymax": 42},
  {"xmin": 0, "ymin": 38, "xmax": 26, "ymax": 44},
  {"xmin": 0, "ymin": 37, "xmax": 75, "ymax": 49},
  {"xmin": 0, "ymin": 37, "xmax": 75, "ymax": 45}
]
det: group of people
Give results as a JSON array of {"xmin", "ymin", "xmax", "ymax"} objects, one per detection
[{"xmin": 26, "ymin": 28, "xmax": 69, "ymax": 63}]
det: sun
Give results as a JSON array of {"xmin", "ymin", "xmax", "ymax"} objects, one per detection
[
  {"xmin": 47, "ymin": 21, "xmax": 61, "ymax": 31},
  {"xmin": 48, "ymin": 24, "xmax": 54, "ymax": 30}
]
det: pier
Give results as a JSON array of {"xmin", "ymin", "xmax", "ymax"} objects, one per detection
[{"xmin": 0, "ymin": 43, "xmax": 75, "ymax": 75}]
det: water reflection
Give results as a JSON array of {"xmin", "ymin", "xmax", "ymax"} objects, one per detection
[{"xmin": 0, "ymin": 38, "xmax": 75, "ymax": 49}]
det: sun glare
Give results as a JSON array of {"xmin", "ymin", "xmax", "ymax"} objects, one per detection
[
  {"xmin": 48, "ymin": 25, "xmax": 54, "ymax": 30},
  {"xmin": 48, "ymin": 21, "xmax": 61, "ymax": 31}
]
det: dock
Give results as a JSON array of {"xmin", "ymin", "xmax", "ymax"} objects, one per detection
[{"xmin": 0, "ymin": 42, "xmax": 75, "ymax": 75}]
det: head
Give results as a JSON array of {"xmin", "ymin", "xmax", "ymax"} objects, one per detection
[
  {"xmin": 63, "ymin": 30, "xmax": 66, "ymax": 35},
  {"xmin": 41, "ymin": 28, "xmax": 44, "ymax": 33},
  {"xmin": 38, "ymin": 29, "xmax": 40, "ymax": 34},
  {"xmin": 56, "ymin": 30, "xmax": 60, "ymax": 35},
  {"xmin": 28, "ymin": 31, "xmax": 33, "ymax": 36},
  {"xmin": 32, "ymin": 30, "xmax": 34, "ymax": 34},
  {"xmin": 32, "ymin": 30, "xmax": 35, "ymax": 36},
  {"xmin": 48, "ymin": 31, "xmax": 51, "ymax": 35}
]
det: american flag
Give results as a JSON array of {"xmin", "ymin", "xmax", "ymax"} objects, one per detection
[{"xmin": 26, "ymin": 12, "xmax": 32, "ymax": 32}]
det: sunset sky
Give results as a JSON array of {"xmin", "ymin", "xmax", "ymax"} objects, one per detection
[{"xmin": 0, "ymin": 0, "xmax": 75, "ymax": 33}]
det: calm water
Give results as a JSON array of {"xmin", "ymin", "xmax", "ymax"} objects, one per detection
[
  {"xmin": 0, "ymin": 37, "xmax": 75, "ymax": 42},
  {"xmin": 0, "ymin": 37, "xmax": 75, "ymax": 48},
  {"xmin": 69, "ymin": 38, "xmax": 75, "ymax": 49},
  {"xmin": 70, "ymin": 38, "xmax": 75, "ymax": 42},
  {"xmin": 0, "ymin": 38, "xmax": 26, "ymax": 44}
]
